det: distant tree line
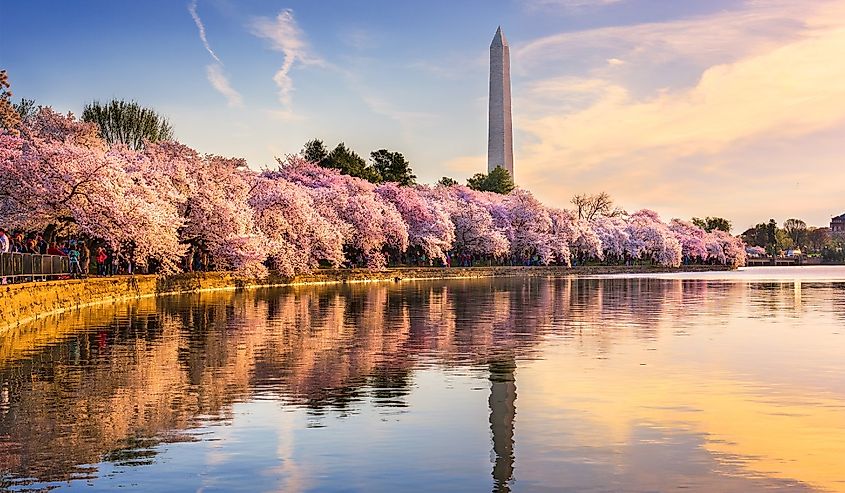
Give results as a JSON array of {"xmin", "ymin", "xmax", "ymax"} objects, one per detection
[
  {"xmin": 302, "ymin": 138, "xmax": 515, "ymax": 194},
  {"xmin": 741, "ymin": 218, "xmax": 844, "ymax": 261}
]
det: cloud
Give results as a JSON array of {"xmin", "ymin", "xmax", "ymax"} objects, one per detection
[
  {"xmin": 188, "ymin": 0, "xmax": 242, "ymax": 107},
  {"xmin": 188, "ymin": 0, "xmax": 221, "ymax": 64},
  {"xmin": 515, "ymin": 1, "xmax": 817, "ymax": 81},
  {"xmin": 206, "ymin": 64, "xmax": 243, "ymax": 107},
  {"xmin": 512, "ymin": 0, "xmax": 845, "ymax": 227},
  {"xmin": 250, "ymin": 10, "xmax": 322, "ymax": 109}
]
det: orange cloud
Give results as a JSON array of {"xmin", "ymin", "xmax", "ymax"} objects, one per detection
[{"xmin": 512, "ymin": 0, "xmax": 845, "ymax": 226}]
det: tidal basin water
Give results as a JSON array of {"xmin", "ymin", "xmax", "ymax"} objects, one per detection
[{"xmin": 1, "ymin": 267, "xmax": 844, "ymax": 492}]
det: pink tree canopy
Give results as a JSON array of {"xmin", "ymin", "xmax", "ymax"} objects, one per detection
[{"xmin": 0, "ymin": 110, "xmax": 749, "ymax": 275}]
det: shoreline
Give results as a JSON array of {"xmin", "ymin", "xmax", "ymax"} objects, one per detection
[{"xmin": 0, "ymin": 265, "xmax": 730, "ymax": 334}]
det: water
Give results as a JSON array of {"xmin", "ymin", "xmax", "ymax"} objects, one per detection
[{"xmin": 1, "ymin": 266, "xmax": 844, "ymax": 492}]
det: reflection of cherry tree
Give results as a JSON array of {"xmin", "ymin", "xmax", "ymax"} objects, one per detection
[{"xmin": 1, "ymin": 277, "xmax": 760, "ymax": 485}]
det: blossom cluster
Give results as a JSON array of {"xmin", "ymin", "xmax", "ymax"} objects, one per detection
[{"xmin": 0, "ymin": 109, "xmax": 745, "ymax": 276}]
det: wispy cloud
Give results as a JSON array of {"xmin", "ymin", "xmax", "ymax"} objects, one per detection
[
  {"xmin": 206, "ymin": 64, "xmax": 243, "ymax": 107},
  {"xmin": 188, "ymin": 0, "xmax": 242, "ymax": 107},
  {"xmin": 188, "ymin": 0, "xmax": 220, "ymax": 64},
  {"xmin": 250, "ymin": 10, "xmax": 322, "ymax": 109}
]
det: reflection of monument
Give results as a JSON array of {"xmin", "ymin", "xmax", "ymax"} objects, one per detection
[
  {"xmin": 489, "ymin": 358, "xmax": 516, "ymax": 493},
  {"xmin": 488, "ymin": 26, "xmax": 514, "ymax": 176}
]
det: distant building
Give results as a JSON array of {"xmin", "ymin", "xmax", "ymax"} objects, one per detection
[{"xmin": 832, "ymin": 213, "xmax": 845, "ymax": 232}]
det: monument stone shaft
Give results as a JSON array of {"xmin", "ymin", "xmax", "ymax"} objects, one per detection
[{"xmin": 488, "ymin": 26, "xmax": 514, "ymax": 176}]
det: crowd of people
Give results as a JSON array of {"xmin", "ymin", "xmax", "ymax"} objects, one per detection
[
  {"xmin": 0, "ymin": 226, "xmax": 225, "ymax": 284},
  {"xmin": 0, "ymin": 227, "xmax": 141, "ymax": 280}
]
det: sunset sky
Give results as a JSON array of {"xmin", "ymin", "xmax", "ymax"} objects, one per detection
[{"xmin": 2, "ymin": 0, "xmax": 844, "ymax": 229}]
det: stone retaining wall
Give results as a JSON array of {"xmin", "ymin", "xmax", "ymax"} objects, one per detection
[{"xmin": 0, "ymin": 265, "xmax": 728, "ymax": 333}]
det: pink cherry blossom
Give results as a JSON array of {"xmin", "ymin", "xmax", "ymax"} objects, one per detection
[{"xmin": 376, "ymin": 183, "xmax": 455, "ymax": 262}]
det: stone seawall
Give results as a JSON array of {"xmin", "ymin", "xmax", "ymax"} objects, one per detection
[{"xmin": 0, "ymin": 265, "xmax": 729, "ymax": 333}]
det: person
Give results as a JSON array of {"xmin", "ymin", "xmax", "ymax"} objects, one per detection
[
  {"xmin": 96, "ymin": 246, "xmax": 107, "ymax": 276},
  {"xmin": 79, "ymin": 241, "xmax": 90, "ymax": 277},
  {"xmin": 10, "ymin": 233, "xmax": 24, "ymax": 253},
  {"xmin": 36, "ymin": 234, "xmax": 47, "ymax": 254},
  {"xmin": 47, "ymin": 242, "xmax": 64, "ymax": 256},
  {"xmin": 68, "ymin": 243, "xmax": 81, "ymax": 278},
  {"xmin": 0, "ymin": 228, "xmax": 8, "ymax": 284},
  {"xmin": 0, "ymin": 228, "xmax": 9, "ymax": 254}
]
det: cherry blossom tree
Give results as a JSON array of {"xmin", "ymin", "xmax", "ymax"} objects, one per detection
[
  {"xmin": 426, "ymin": 186, "xmax": 508, "ymax": 259},
  {"xmin": 591, "ymin": 216, "xmax": 630, "ymax": 263},
  {"xmin": 1, "ymin": 108, "xmax": 184, "ymax": 270},
  {"xmin": 376, "ymin": 183, "xmax": 454, "ymax": 262},
  {"xmin": 551, "ymin": 208, "xmax": 602, "ymax": 263},
  {"xmin": 626, "ymin": 210, "xmax": 682, "ymax": 267},
  {"xmin": 277, "ymin": 157, "xmax": 408, "ymax": 267},
  {"xmin": 669, "ymin": 219, "xmax": 709, "ymax": 263},
  {"xmin": 143, "ymin": 142, "xmax": 263, "ymax": 273},
  {"xmin": 712, "ymin": 229, "xmax": 747, "ymax": 267},
  {"xmin": 495, "ymin": 190, "xmax": 573, "ymax": 265},
  {"xmin": 250, "ymin": 173, "xmax": 344, "ymax": 276}
]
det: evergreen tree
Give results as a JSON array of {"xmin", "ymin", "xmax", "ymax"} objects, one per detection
[
  {"xmin": 370, "ymin": 149, "xmax": 416, "ymax": 186},
  {"xmin": 302, "ymin": 139, "xmax": 329, "ymax": 163},
  {"xmin": 438, "ymin": 176, "xmax": 458, "ymax": 187},
  {"xmin": 467, "ymin": 166, "xmax": 514, "ymax": 194},
  {"xmin": 691, "ymin": 216, "xmax": 732, "ymax": 233},
  {"xmin": 325, "ymin": 143, "xmax": 381, "ymax": 182}
]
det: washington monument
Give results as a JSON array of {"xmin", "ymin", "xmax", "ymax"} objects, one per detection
[{"xmin": 488, "ymin": 26, "xmax": 514, "ymax": 176}]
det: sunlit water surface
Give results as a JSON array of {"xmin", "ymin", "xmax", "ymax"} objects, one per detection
[{"xmin": 1, "ymin": 266, "xmax": 844, "ymax": 492}]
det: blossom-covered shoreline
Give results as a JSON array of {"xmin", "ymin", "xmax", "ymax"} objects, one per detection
[{"xmin": 0, "ymin": 108, "xmax": 746, "ymax": 277}]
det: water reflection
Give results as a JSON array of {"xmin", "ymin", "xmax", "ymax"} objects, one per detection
[
  {"xmin": 0, "ymin": 273, "xmax": 843, "ymax": 492},
  {"xmin": 489, "ymin": 359, "xmax": 516, "ymax": 493}
]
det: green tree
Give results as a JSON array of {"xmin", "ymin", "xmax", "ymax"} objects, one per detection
[
  {"xmin": 807, "ymin": 227, "xmax": 831, "ymax": 253},
  {"xmin": 82, "ymin": 99, "xmax": 173, "ymax": 150},
  {"xmin": 783, "ymin": 218, "xmax": 808, "ymax": 250},
  {"xmin": 741, "ymin": 223, "xmax": 770, "ymax": 247},
  {"xmin": 14, "ymin": 98, "xmax": 39, "ymax": 123},
  {"xmin": 324, "ymin": 142, "xmax": 381, "ymax": 182},
  {"xmin": 467, "ymin": 166, "xmax": 515, "ymax": 194},
  {"xmin": 692, "ymin": 216, "xmax": 732, "ymax": 233},
  {"xmin": 302, "ymin": 138, "xmax": 329, "ymax": 163},
  {"xmin": 438, "ymin": 176, "xmax": 458, "ymax": 187},
  {"xmin": 370, "ymin": 149, "xmax": 416, "ymax": 186},
  {"xmin": 776, "ymin": 229, "xmax": 794, "ymax": 251},
  {"xmin": 766, "ymin": 219, "xmax": 778, "ymax": 248}
]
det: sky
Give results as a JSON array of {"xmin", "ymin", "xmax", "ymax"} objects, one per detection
[{"xmin": 1, "ymin": 0, "xmax": 844, "ymax": 230}]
